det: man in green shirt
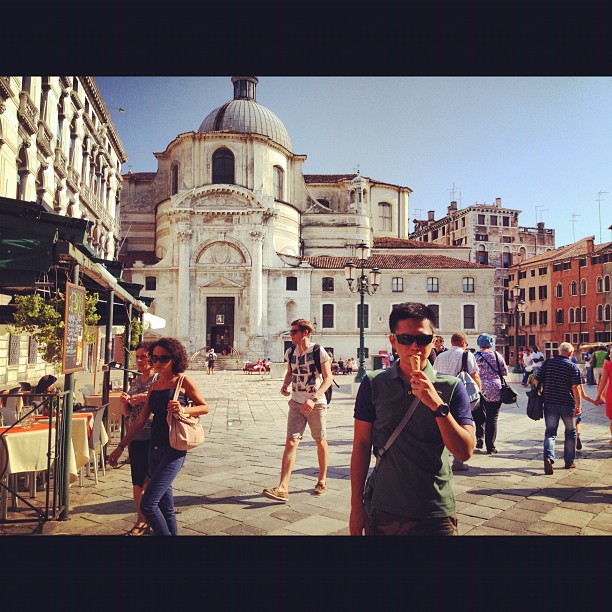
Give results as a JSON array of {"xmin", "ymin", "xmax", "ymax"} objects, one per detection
[{"xmin": 593, "ymin": 344, "xmax": 608, "ymax": 385}]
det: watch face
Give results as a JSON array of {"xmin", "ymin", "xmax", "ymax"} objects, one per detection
[{"xmin": 435, "ymin": 403, "xmax": 449, "ymax": 417}]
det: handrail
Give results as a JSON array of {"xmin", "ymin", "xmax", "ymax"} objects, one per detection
[
  {"xmin": 189, "ymin": 347, "xmax": 208, "ymax": 366},
  {"xmin": 229, "ymin": 346, "xmax": 241, "ymax": 363}
]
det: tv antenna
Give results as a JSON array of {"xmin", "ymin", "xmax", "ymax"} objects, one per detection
[
  {"xmin": 535, "ymin": 205, "xmax": 548, "ymax": 224},
  {"xmin": 570, "ymin": 213, "xmax": 581, "ymax": 242},
  {"xmin": 447, "ymin": 182, "xmax": 461, "ymax": 203},
  {"xmin": 596, "ymin": 191, "xmax": 608, "ymax": 243}
]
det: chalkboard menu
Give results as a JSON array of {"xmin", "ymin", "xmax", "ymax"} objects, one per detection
[{"xmin": 62, "ymin": 282, "xmax": 85, "ymax": 374}]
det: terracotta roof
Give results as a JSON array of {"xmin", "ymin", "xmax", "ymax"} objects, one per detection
[
  {"xmin": 304, "ymin": 174, "xmax": 358, "ymax": 183},
  {"xmin": 518, "ymin": 236, "xmax": 600, "ymax": 266},
  {"xmin": 304, "ymin": 255, "xmax": 491, "ymax": 270},
  {"xmin": 373, "ymin": 237, "xmax": 452, "ymax": 249}
]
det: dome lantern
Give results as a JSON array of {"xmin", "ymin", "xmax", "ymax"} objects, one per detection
[{"xmin": 198, "ymin": 76, "xmax": 292, "ymax": 151}]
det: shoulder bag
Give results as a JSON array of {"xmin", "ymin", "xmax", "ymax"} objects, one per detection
[
  {"xmin": 456, "ymin": 350, "xmax": 481, "ymax": 410},
  {"xmin": 166, "ymin": 374, "xmax": 205, "ymax": 451},
  {"xmin": 480, "ymin": 351, "xmax": 518, "ymax": 405},
  {"xmin": 526, "ymin": 364, "xmax": 545, "ymax": 420},
  {"xmin": 362, "ymin": 395, "xmax": 420, "ymax": 519}
]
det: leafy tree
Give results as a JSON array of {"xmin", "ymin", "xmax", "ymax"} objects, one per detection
[{"xmin": 10, "ymin": 290, "xmax": 101, "ymax": 367}]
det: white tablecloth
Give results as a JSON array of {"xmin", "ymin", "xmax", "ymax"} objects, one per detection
[{"xmin": 0, "ymin": 414, "xmax": 108, "ymax": 481}]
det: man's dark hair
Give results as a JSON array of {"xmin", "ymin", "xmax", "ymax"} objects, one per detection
[
  {"xmin": 389, "ymin": 302, "xmax": 437, "ymax": 333},
  {"xmin": 149, "ymin": 337, "xmax": 189, "ymax": 374}
]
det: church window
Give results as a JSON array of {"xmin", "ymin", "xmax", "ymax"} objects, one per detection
[
  {"xmin": 286, "ymin": 276, "xmax": 297, "ymax": 291},
  {"xmin": 171, "ymin": 164, "xmax": 179, "ymax": 195},
  {"xmin": 212, "ymin": 148, "xmax": 234, "ymax": 184},
  {"xmin": 379, "ymin": 202, "xmax": 392, "ymax": 231},
  {"xmin": 273, "ymin": 165, "xmax": 284, "ymax": 201}
]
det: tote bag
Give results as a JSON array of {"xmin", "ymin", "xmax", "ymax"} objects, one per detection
[{"xmin": 166, "ymin": 374, "xmax": 205, "ymax": 451}]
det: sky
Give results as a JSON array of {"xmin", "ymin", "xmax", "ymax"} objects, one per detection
[{"xmin": 95, "ymin": 76, "xmax": 611, "ymax": 249}]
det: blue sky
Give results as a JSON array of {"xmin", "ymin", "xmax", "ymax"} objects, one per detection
[{"xmin": 95, "ymin": 76, "xmax": 611, "ymax": 249}]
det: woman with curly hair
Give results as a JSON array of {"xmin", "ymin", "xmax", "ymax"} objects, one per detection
[{"xmin": 109, "ymin": 337, "xmax": 209, "ymax": 536}]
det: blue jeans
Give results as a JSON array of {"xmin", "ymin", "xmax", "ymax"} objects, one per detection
[
  {"xmin": 543, "ymin": 402, "xmax": 576, "ymax": 466},
  {"xmin": 141, "ymin": 444, "xmax": 186, "ymax": 536}
]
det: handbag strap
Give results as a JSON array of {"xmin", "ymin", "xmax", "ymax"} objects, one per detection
[
  {"xmin": 172, "ymin": 374, "xmax": 186, "ymax": 402},
  {"xmin": 493, "ymin": 352, "xmax": 508, "ymax": 386},
  {"xmin": 479, "ymin": 350, "xmax": 506, "ymax": 384},
  {"xmin": 373, "ymin": 395, "xmax": 420, "ymax": 470}
]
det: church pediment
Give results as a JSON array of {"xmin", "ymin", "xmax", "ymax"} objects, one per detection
[
  {"xmin": 172, "ymin": 185, "xmax": 264, "ymax": 210},
  {"xmin": 201, "ymin": 275, "xmax": 245, "ymax": 289}
]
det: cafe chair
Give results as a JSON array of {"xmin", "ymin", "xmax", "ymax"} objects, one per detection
[
  {"xmin": 1, "ymin": 393, "xmax": 23, "ymax": 426},
  {"xmin": 80, "ymin": 406, "xmax": 107, "ymax": 486}
]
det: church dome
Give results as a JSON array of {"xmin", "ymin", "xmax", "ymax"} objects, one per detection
[{"xmin": 198, "ymin": 77, "xmax": 292, "ymax": 151}]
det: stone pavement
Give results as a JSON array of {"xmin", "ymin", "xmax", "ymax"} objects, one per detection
[{"xmin": 3, "ymin": 369, "xmax": 611, "ymax": 536}]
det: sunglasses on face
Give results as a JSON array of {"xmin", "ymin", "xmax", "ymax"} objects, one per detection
[
  {"xmin": 150, "ymin": 355, "xmax": 172, "ymax": 364},
  {"xmin": 289, "ymin": 329, "xmax": 303, "ymax": 335},
  {"xmin": 392, "ymin": 333, "xmax": 434, "ymax": 346}
]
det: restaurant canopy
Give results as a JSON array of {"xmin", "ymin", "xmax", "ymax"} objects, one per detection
[{"xmin": 0, "ymin": 196, "xmax": 149, "ymax": 326}]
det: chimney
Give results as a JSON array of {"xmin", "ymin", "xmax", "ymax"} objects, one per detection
[
  {"xmin": 495, "ymin": 197, "xmax": 502, "ymax": 207},
  {"xmin": 427, "ymin": 210, "xmax": 435, "ymax": 222},
  {"xmin": 447, "ymin": 201, "xmax": 457, "ymax": 215},
  {"xmin": 586, "ymin": 237, "xmax": 594, "ymax": 253},
  {"xmin": 537, "ymin": 222, "xmax": 545, "ymax": 233}
]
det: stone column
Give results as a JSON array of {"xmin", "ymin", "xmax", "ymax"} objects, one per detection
[
  {"xmin": 250, "ymin": 231, "xmax": 264, "ymax": 337},
  {"xmin": 176, "ymin": 227, "xmax": 192, "ymax": 344}
]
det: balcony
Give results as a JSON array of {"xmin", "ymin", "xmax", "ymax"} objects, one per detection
[
  {"xmin": 36, "ymin": 120, "xmax": 54, "ymax": 157},
  {"xmin": 54, "ymin": 148, "xmax": 68, "ymax": 178},
  {"xmin": 67, "ymin": 167, "xmax": 81, "ymax": 192},
  {"xmin": 0, "ymin": 76, "xmax": 12, "ymax": 100},
  {"xmin": 18, "ymin": 91, "xmax": 37, "ymax": 135},
  {"xmin": 80, "ymin": 183, "xmax": 120, "ymax": 236}
]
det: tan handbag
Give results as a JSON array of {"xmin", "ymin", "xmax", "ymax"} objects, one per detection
[{"xmin": 166, "ymin": 374, "xmax": 205, "ymax": 451}]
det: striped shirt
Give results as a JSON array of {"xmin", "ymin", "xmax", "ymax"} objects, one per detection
[{"xmin": 535, "ymin": 355, "xmax": 581, "ymax": 407}]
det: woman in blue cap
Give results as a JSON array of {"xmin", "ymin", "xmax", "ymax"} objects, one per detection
[{"xmin": 474, "ymin": 333, "xmax": 508, "ymax": 454}]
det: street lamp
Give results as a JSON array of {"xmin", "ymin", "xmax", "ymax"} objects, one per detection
[
  {"xmin": 344, "ymin": 242, "xmax": 381, "ymax": 382},
  {"xmin": 507, "ymin": 284, "xmax": 525, "ymax": 374}
]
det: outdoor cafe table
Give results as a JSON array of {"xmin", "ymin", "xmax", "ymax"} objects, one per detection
[{"xmin": 0, "ymin": 412, "xmax": 108, "ymax": 519}]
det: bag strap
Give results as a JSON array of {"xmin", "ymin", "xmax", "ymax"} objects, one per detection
[
  {"xmin": 373, "ymin": 395, "xmax": 420, "ymax": 470},
  {"xmin": 493, "ymin": 352, "xmax": 507, "ymax": 385},
  {"xmin": 457, "ymin": 350, "xmax": 469, "ymax": 376},
  {"xmin": 536, "ymin": 362, "xmax": 546, "ymax": 395},
  {"xmin": 172, "ymin": 374, "xmax": 186, "ymax": 402}
]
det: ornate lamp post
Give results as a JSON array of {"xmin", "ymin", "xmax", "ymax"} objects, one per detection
[
  {"xmin": 507, "ymin": 284, "xmax": 526, "ymax": 374},
  {"xmin": 344, "ymin": 242, "xmax": 381, "ymax": 382}
]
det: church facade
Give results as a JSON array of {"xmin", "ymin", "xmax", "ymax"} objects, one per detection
[{"xmin": 119, "ymin": 77, "xmax": 496, "ymax": 363}]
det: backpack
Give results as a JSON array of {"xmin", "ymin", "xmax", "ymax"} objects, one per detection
[
  {"xmin": 288, "ymin": 343, "xmax": 339, "ymax": 404},
  {"xmin": 456, "ymin": 350, "xmax": 481, "ymax": 410}
]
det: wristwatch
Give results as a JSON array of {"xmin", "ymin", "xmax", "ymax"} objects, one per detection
[{"xmin": 432, "ymin": 403, "xmax": 450, "ymax": 418}]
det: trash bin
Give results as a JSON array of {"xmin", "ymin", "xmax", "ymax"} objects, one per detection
[{"xmin": 371, "ymin": 355, "xmax": 384, "ymax": 371}]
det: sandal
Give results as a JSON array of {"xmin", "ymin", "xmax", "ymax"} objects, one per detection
[
  {"xmin": 126, "ymin": 522, "xmax": 150, "ymax": 536},
  {"xmin": 314, "ymin": 481, "xmax": 327, "ymax": 495}
]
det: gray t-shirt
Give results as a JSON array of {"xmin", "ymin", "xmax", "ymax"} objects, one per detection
[{"xmin": 284, "ymin": 343, "xmax": 331, "ymax": 405}]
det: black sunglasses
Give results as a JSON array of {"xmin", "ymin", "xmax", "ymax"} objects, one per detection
[
  {"xmin": 289, "ymin": 329, "xmax": 303, "ymax": 335},
  {"xmin": 393, "ymin": 333, "xmax": 434, "ymax": 346},
  {"xmin": 150, "ymin": 355, "xmax": 172, "ymax": 363}
]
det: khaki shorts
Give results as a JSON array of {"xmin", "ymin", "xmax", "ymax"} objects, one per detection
[{"xmin": 287, "ymin": 399, "xmax": 327, "ymax": 441}]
